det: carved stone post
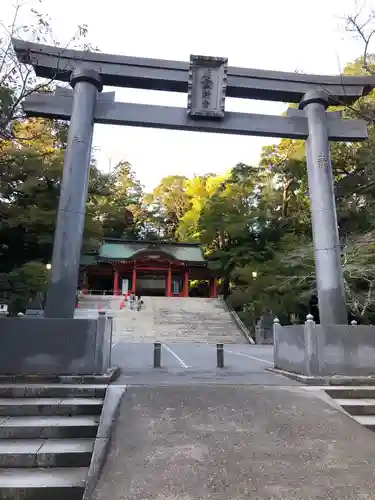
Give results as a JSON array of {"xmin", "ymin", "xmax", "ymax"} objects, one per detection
[
  {"xmin": 44, "ymin": 68, "xmax": 102, "ymax": 318},
  {"xmin": 273, "ymin": 317, "xmax": 281, "ymax": 367},
  {"xmin": 304, "ymin": 314, "xmax": 318, "ymax": 375},
  {"xmin": 299, "ymin": 90, "xmax": 347, "ymax": 325}
]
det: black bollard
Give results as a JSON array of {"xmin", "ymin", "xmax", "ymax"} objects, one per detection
[
  {"xmin": 217, "ymin": 343, "xmax": 224, "ymax": 368},
  {"xmin": 154, "ymin": 342, "xmax": 161, "ymax": 368}
]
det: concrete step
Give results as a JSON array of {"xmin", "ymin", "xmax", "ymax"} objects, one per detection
[
  {"xmin": 0, "ymin": 415, "xmax": 99, "ymax": 439},
  {"xmin": 0, "ymin": 398, "xmax": 103, "ymax": 417},
  {"xmin": 0, "ymin": 438, "xmax": 94, "ymax": 468},
  {"xmin": 0, "ymin": 466, "xmax": 87, "ymax": 500},
  {"xmin": 112, "ymin": 338, "xmax": 239, "ymax": 344},
  {"xmin": 334, "ymin": 398, "xmax": 375, "ymax": 415},
  {"xmin": 326, "ymin": 387, "xmax": 375, "ymax": 400},
  {"xmin": 0, "ymin": 398, "xmax": 104, "ymax": 417},
  {"xmin": 351, "ymin": 415, "xmax": 375, "ymax": 430},
  {"xmin": 0, "ymin": 385, "xmax": 106, "ymax": 399}
]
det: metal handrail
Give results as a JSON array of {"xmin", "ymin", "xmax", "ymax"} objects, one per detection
[
  {"xmin": 225, "ymin": 302, "xmax": 255, "ymax": 344},
  {"xmin": 79, "ymin": 289, "xmax": 121, "ymax": 297}
]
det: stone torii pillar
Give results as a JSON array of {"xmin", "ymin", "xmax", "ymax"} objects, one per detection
[
  {"xmin": 299, "ymin": 90, "xmax": 347, "ymax": 325},
  {"xmin": 44, "ymin": 68, "xmax": 103, "ymax": 318}
]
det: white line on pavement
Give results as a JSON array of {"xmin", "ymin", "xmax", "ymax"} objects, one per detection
[
  {"xmin": 225, "ymin": 350, "xmax": 273, "ymax": 365},
  {"xmin": 162, "ymin": 344, "xmax": 190, "ymax": 368}
]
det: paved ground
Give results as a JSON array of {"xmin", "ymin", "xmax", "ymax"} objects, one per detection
[
  {"xmin": 92, "ymin": 385, "xmax": 375, "ymax": 500},
  {"xmin": 111, "ymin": 343, "xmax": 293, "ymax": 385}
]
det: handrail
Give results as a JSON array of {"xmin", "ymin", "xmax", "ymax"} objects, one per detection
[
  {"xmin": 79, "ymin": 289, "xmax": 121, "ymax": 297},
  {"xmin": 225, "ymin": 302, "xmax": 255, "ymax": 344}
]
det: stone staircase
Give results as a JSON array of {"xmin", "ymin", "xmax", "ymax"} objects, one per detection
[
  {"xmin": 0, "ymin": 383, "xmax": 106, "ymax": 500},
  {"xmin": 326, "ymin": 387, "xmax": 375, "ymax": 432},
  {"xmin": 111, "ymin": 297, "xmax": 247, "ymax": 343},
  {"xmin": 75, "ymin": 295, "xmax": 123, "ymax": 318}
]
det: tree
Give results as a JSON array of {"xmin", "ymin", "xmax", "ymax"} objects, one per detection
[
  {"xmin": 97, "ymin": 161, "xmax": 145, "ymax": 239},
  {"xmin": 0, "ymin": 114, "xmax": 106, "ymax": 312},
  {"xmin": 0, "ymin": 0, "xmax": 96, "ymax": 140},
  {"xmin": 0, "ymin": 261, "xmax": 48, "ymax": 314},
  {"xmin": 0, "ymin": 116, "xmax": 105, "ymax": 271},
  {"xmin": 345, "ymin": 4, "xmax": 375, "ymax": 75},
  {"xmin": 176, "ymin": 174, "xmax": 223, "ymax": 241},
  {"xmin": 145, "ymin": 175, "xmax": 191, "ymax": 240}
]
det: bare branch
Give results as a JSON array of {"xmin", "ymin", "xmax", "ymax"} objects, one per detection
[
  {"xmin": 344, "ymin": 2, "xmax": 375, "ymax": 74},
  {"xmin": 0, "ymin": 0, "xmax": 97, "ymax": 143}
]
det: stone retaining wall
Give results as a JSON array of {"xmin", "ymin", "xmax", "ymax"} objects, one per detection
[
  {"xmin": 274, "ymin": 319, "xmax": 375, "ymax": 376},
  {"xmin": 0, "ymin": 315, "xmax": 113, "ymax": 375}
]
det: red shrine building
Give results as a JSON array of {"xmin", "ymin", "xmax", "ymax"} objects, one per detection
[{"xmin": 79, "ymin": 239, "xmax": 218, "ymax": 298}]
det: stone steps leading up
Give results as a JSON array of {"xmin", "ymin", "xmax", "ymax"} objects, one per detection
[
  {"xmin": 111, "ymin": 297, "xmax": 248, "ymax": 344},
  {"xmin": 0, "ymin": 438, "xmax": 94, "ymax": 467},
  {"xmin": 0, "ymin": 467, "xmax": 87, "ymax": 500},
  {"xmin": 0, "ymin": 384, "xmax": 106, "ymax": 500},
  {"xmin": 0, "ymin": 398, "xmax": 103, "ymax": 416},
  {"xmin": 334, "ymin": 398, "xmax": 375, "ymax": 416},
  {"xmin": 326, "ymin": 387, "xmax": 375, "ymax": 433},
  {"xmin": 326, "ymin": 387, "xmax": 375, "ymax": 399},
  {"xmin": 350, "ymin": 414, "xmax": 375, "ymax": 430},
  {"xmin": 0, "ymin": 415, "xmax": 100, "ymax": 439},
  {"xmin": 0, "ymin": 384, "xmax": 107, "ymax": 399}
]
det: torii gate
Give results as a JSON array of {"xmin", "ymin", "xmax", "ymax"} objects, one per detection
[{"xmin": 12, "ymin": 39, "xmax": 375, "ymax": 323}]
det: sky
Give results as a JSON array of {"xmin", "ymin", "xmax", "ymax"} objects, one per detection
[{"xmin": 3, "ymin": 0, "xmax": 368, "ymax": 190}]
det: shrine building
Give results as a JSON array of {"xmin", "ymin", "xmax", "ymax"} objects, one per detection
[{"xmin": 79, "ymin": 238, "xmax": 218, "ymax": 298}]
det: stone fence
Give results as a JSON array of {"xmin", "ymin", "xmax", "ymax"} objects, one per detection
[
  {"xmin": 0, "ymin": 311, "xmax": 113, "ymax": 375},
  {"xmin": 274, "ymin": 315, "xmax": 375, "ymax": 376}
]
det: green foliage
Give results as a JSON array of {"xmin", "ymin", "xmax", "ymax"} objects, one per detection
[
  {"xmin": 95, "ymin": 161, "xmax": 144, "ymax": 240},
  {"xmin": 0, "ymin": 261, "xmax": 48, "ymax": 314},
  {"xmin": 144, "ymin": 175, "xmax": 191, "ymax": 240}
]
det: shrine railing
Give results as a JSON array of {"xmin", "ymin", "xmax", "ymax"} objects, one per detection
[{"xmin": 223, "ymin": 301, "xmax": 255, "ymax": 344}]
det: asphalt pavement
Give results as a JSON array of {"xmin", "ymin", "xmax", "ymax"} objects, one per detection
[
  {"xmin": 92, "ymin": 385, "xmax": 375, "ymax": 500},
  {"xmin": 111, "ymin": 342, "xmax": 296, "ymax": 385}
]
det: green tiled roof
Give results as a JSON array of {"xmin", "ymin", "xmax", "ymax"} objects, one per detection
[
  {"xmin": 80, "ymin": 254, "xmax": 97, "ymax": 266},
  {"xmin": 81, "ymin": 240, "xmax": 206, "ymax": 265}
]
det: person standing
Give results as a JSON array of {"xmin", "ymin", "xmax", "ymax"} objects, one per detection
[
  {"xmin": 136, "ymin": 295, "xmax": 143, "ymax": 311},
  {"xmin": 129, "ymin": 292, "xmax": 136, "ymax": 310}
]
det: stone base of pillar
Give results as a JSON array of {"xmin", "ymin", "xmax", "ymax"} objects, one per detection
[
  {"xmin": 0, "ymin": 317, "xmax": 113, "ymax": 375},
  {"xmin": 318, "ymin": 287, "xmax": 348, "ymax": 325}
]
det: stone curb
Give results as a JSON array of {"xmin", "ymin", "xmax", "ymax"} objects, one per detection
[
  {"xmin": 267, "ymin": 367, "xmax": 375, "ymax": 386},
  {"xmin": 0, "ymin": 366, "xmax": 121, "ymax": 385},
  {"xmin": 83, "ymin": 384, "xmax": 127, "ymax": 500}
]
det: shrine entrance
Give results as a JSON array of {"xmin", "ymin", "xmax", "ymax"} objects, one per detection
[
  {"xmin": 13, "ymin": 38, "xmax": 375, "ymax": 323},
  {"xmin": 134, "ymin": 272, "xmax": 167, "ymax": 297},
  {"xmin": 79, "ymin": 239, "xmax": 217, "ymax": 298}
]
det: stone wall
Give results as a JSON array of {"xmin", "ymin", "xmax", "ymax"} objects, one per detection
[
  {"xmin": 316, "ymin": 324, "xmax": 375, "ymax": 376},
  {"xmin": 0, "ymin": 315, "xmax": 113, "ymax": 375},
  {"xmin": 273, "ymin": 325, "xmax": 305, "ymax": 373},
  {"xmin": 274, "ymin": 318, "xmax": 375, "ymax": 376}
]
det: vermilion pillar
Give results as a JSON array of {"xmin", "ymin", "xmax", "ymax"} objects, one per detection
[
  {"xmin": 82, "ymin": 270, "xmax": 88, "ymax": 296},
  {"xmin": 132, "ymin": 267, "xmax": 137, "ymax": 294},
  {"xmin": 113, "ymin": 268, "xmax": 119, "ymax": 296},
  {"xmin": 210, "ymin": 278, "xmax": 217, "ymax": 298},
  {"xmin": 166, "ymin": 267, "xmax": 172, "ymax": 297},
  {"xmin": 183, "ymin": 270, "xmax": 189, "ymax": 297}
]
